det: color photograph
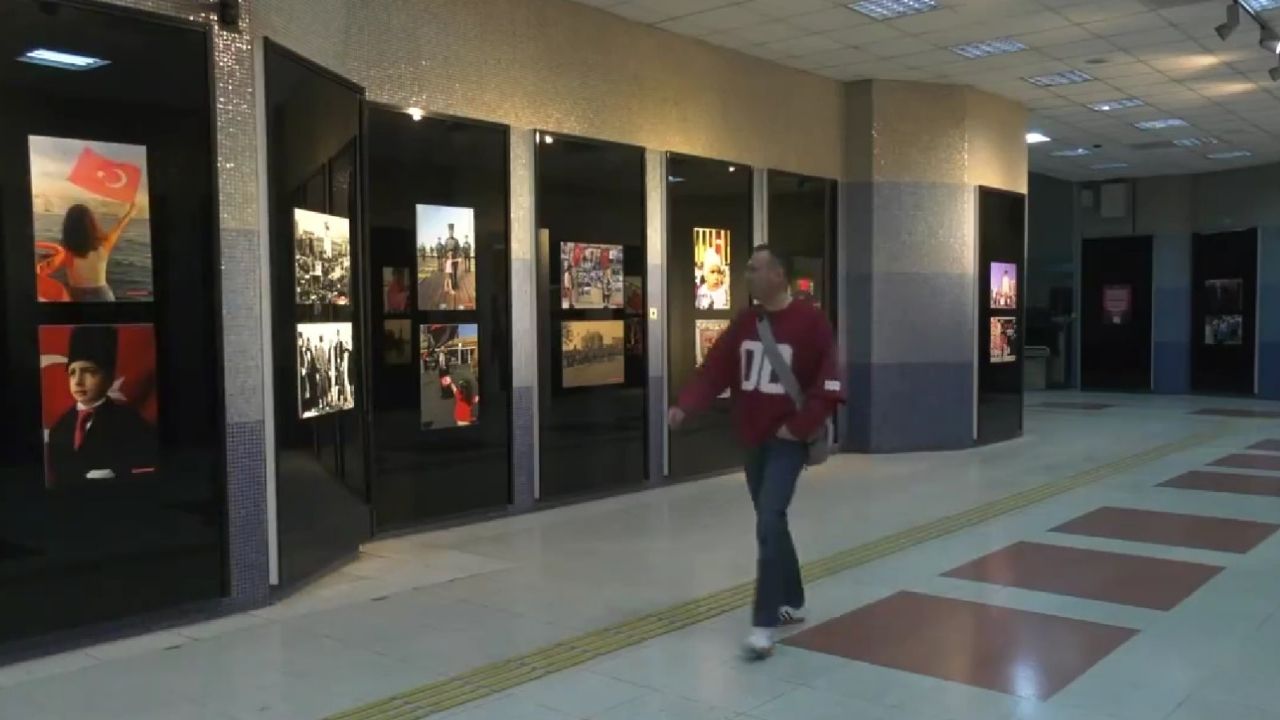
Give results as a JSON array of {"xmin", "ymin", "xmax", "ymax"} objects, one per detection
[
  {"xmin": 561, "ymin": 242, "xmax": 624, "ymax": 309},
  {"xmin": 694, "ymin": 228, "xmax": 731, "ymax": 310},
  {"xmin": 383, "ymin": 319, "xmax": 412, "ymax": 365},
  {"xmin": 416, "ymin": 204, "xmax": 477, "ymax": 311},
  {"xmin": 626, "ymin": 317, "xmax": 644, "ymax": 356},
  {"xmin": 990, "ymin": 262, "xmax": 1017, "ymax": 309},
  {"xmin": 695, "ymin": 318, "xmax": 731, "ymax": 367},
  {"xmin": 624, "ymin": 275, "xmax": 644, "ymax": 315},
  {"xmin": 420, "ymin": 324, "xmax": 479, "ymax": 429},
  {"xmin": 1205, "ymin": 278, "xmax": 1243, "ymax": 315},
  {"xmin": 30, "ymin": 135, "xmax": 153, "ymax": 303},
  {"xmin": 38, "ymin": 324, "xmax": 158, "ymax": 488},
  {"xmin": 562, "ymin": 320, "xmax": 625, "ymax": 388},
  {"xmin": 990, "ymin": 317, "xmax": 1017, "ymax": 363},
  {"xmin": 294, "ymin": 209, "xmax": 351, "ymax": 306},
  {"xmin": 1205, "ymin": 315, "xmax": 1243, "ymax": 345},
  {"xmin": 1102, "ymin": 285, "xmax": 1132, "ymax": 325},
  {"xmin": 383, "ymin": 266, "xmax": 411, "ymax": 313},
  {"xmin": 297, "ymin": 322, "xmax": 355, "ymax": 419}
]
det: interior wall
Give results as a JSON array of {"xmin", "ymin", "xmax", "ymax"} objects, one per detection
[
  {"xmin": 1027, "ymin": 172, "xmax": 1074, "ymax": 312},
  {"xmin": 254, "ymin": 0, "xmax": 845, "ymax": 180}
]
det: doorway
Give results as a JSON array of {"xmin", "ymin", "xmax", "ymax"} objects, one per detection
[{"xmin": 1081, "ymin": 236, "xmax": 1153, "ymax": 391}]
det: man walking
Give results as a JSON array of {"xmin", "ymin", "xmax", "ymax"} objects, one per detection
[{"xmin": 669, "ymin": 245, "xmax": 843, "ymax": 660}]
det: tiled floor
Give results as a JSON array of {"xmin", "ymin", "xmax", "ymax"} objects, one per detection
[{"xmin": 4, "ymin": 391, "xmax": 1280, "ymax": 719}]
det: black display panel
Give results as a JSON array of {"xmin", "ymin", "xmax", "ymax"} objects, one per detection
[
  {"xmin": 366, "ymin": 107, "xmax": 512, "ymax": 528},
  {"xmin": 977, "ymin": 187, "xmax": 1026, "ymax": 445},
  {"xmin": 264, "ymin": 40, "xmax": 370, "ymax": 587},
  {"xmin": 666, "ymin": 154, "xmax": 752, "ymax": 480},
  {"xmin": 536, "ymin": 134, "xmax": 646, "ymax": 499},
  {"xmin": 0, "ymin": 2, "xmax": 226, "ymax": 644},
  {"xmin": 1192, "ymin": 229, "xmax": 1256, "ymax": 395},
  {"xmin": 1081, "ymin": 236, "xmax": 1153, "ymax": 391}
]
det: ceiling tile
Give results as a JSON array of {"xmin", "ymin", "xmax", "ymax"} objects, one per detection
[
  {"xmin": 789, "ymin": 6, "xmax": 876, "ymax": 31},
  {"xmin": 822, "ymin": 21, "xmax": 906, "ymax": 45},
  {"xmin": 760, "ymin": 32, "xmax": 845, "ymax": 57}
]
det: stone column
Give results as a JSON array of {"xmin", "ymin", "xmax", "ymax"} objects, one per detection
[{"xmin": 842, "ymin": 81, "xmax": 1027, "ymax": 453}]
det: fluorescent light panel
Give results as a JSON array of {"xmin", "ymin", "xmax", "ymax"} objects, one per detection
[
  {"xmin": 847, "ymin": 0, "xmax": 938, "ymax": 20},
  {"xmin": 1087, "ymin": 98, "xmax": 1145, "ymax": 111},
  {"xmin": 950, "ymin": 37, "xmax": 1027, "ymax": 59},
  {"xmin": 18, "ymin": 48, "xmax": 109, "ymax": 70},
  {"xmin": 1242, "ymin": 0, "xmax": 1280, "ymax": 12},
  {"xmin": 1024, "ymin": 69, "xmax": 1094, "ymax": 87},
  {"xmin": 1091, "ymin": 163, "xmax": 1130, "ymax": 170},
  {"xmin": 1207, "ymin": 150, "xmax": 1253, "ymax": 159},
  {"xmin": 1050, "ymin": 148, "xmax": 1092, "ymax": 157},
  {"xmin": 1026, "ymin": 132, "xmax": 1051, "ymax": 144},
  {"xmin": 1133, "ymin": 118, "xmax": 1189, "ymax": 130},
  {"xmin": 1172, "ymin": 137, "xmax": 1219, "ymax": 147}
]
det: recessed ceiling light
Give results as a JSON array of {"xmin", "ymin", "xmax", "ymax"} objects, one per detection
[
  {"xmin": 1026, "ymin": 132, "xmax": 1052, "ymax": 144},
  {"xmin": 1242, "ymin": 0, "xmax": 1280, "ymax": 12},
  {"xmin": 949, "ymin": 38, "xmax": 1027, "ymax": 59},
  {"xmin": 1133, "ymin": 118, "xmax": 1189, "ymax": 130},
  {"xmin": 1050, "ymin": 148, "xmax": 1092, "ymax": 157},
  {"xmin": 17, "ymin": 48, "xmax": 110, "ymax": 71},
  {"xmin": 1024, "ymin": 69, "xmax": 1094, "ymax": 87},
  {"xmin": 1091, "ymin": 163, "xmax": 1130, "ymax": 170},
  {"xmin": 1172, "ymin": 137, "xmax": 1220, "ymax": 147},
  {"xmin": 1087, "ymin": 98, "xmax": 1145, "ymax": 111},
  {"xmin": 668, "ymin": 175, "xmax": 686, "ymax": 183},
  {"xmin": 846, "ymin": 0, "xmax": 938, "ymax": 20},
  {"xmin": 1207, "ymin": 150, "xmax": 1253, "ymax": 159}
]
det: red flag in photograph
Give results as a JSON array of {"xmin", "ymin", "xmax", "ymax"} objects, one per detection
[{"xmin": 66, "ymin": 146, "xmax": 143, "ymax": 204}]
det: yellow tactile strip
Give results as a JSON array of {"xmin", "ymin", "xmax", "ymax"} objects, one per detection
[{"xmin": 324, "ymin": 427, "xmax": 1229, "ymax": 720}]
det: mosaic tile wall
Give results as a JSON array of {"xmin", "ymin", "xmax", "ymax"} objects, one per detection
[
  {"xmin": 510, "ymin": 129, "xmax": 537, "ymax": 507},
  {"xmin": 645, "ymin": 149, "xmax": 667, "ymax": 482}
]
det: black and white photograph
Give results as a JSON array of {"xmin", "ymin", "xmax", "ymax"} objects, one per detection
[
  {"xmin": 1204, "ymin": 314, "xmax": 1244, "ymax": 346},
  {"xmin": 561, "ymin": 242, "xmax": 624, "ymax": 309},
  {"xmin": 416, "ymin": 204, "xmax": 477, "ymax": 311},
  {"xmin": 562, "ymin": 320, "xmax": 625, "ymax": 388},
  {"xmin": 297, "ymin": 322, "xmax": 356, "ymax": 419},
  {"xmin": 294, "ymin": 209, "xmax": 352, "ymax": 306},
  {"xmin": 420, "ymin": 324, "xmax": 480, "ymax": 429},
  {"xmin": 383, "ymin": 319, "xmax": 412, "ymax": 365}
]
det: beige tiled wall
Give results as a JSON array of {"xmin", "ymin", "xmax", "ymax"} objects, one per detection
[{"xmin": 254, "ymin": 0, "xmax": 846, "ymax": 180}]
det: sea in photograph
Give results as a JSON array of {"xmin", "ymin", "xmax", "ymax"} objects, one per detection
[{"xmin": 33, "ymin": 210, "xmax": 153, "ymax": 300}]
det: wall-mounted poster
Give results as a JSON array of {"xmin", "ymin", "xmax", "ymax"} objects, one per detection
[
  {"xmin": 1205, "ymin": 315, "xmax": 1244, "ymax": 345},
  {"xmin": 793, "ymin": 256, "xmax": 824, "ymax": 308},
  {"xmin": 39, "ymin": 324, "xmax": 158, "ymax": 488},
  {"xmin": 990, "ymin": 317, "xmax": 1017, "ymax": 363},
  {"xmin": 30, "ymin": 135, "xmax": 153, "ymax": 303},
  {"xmin": 1205, "ymin": 278, "xmax": 1243, "ymax": 314},
  {"xmin": 562, "ymin": 320, "xmax": 625, "ymax": 388},
  {"xmin": 990, "ymin": 262, "xmax": 1017, "ymax": 309},
  {"xmin": 694, "ymin": 227, "xmax": 731, "ymax": 310},
  {"xmin": 624, "ymin": 275, "xmax": 644, "ymax": 315},
  {"xmin": 695, "ymin": 318, "xmax": 731, "ymax": 367},
  {"xmin": 561, "ymin": 242, "xmax": 624, "ymax": 309},
  {"xmin": 297, "ymin": 322, "xmax": 355, "ymax": 419},
  {"xmin": 626, "ymin": 317, "xmax": 644, "ymax": 356},
  {"xmin": 383, "ymin": 319, "xmax": 412, "ymax": 365},
  {"xmin": 383, "ymin": 266, "xmax": 410, "ymax": 313},
  {"xmin": 294, "ymin": 209, "xmax": 351, "ymax": 306},
  {"xmin": 420, "ymin": 324, "xmax": 479, "ymax": 429},
  {"xmin": 416, "ymin": 204, "xmax": 477, "ymax": 311},
  {"xmin": 1102, "ymin": 284, "xmax": 1132, "ymax": 325}
]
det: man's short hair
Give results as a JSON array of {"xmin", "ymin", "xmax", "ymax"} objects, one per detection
[{"xmin": 752, "ymin": 244, "xmax": 791, "ymax": 279}]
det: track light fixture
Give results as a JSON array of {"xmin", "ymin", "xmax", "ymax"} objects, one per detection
[
  {"xmin": 1270, "ymin": 61, "xmax": 1280, "ymax": 82},
  {"xmin": 1216, "ymin": 2, "xmax": 1240, "ymax": 40},
  {"xmin": 1262, "ymin": 27, "xmax": 1280, "ymax": 54}
]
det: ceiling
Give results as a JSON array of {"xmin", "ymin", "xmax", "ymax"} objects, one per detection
[{"xmin": 569, "ymin": 0, "xmax": 1280, "ymax": 181}]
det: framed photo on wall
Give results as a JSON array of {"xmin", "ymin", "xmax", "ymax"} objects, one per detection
[
  {"xmin": 416, "ymin": 204, "xmax": 477, "ymax": 311},
  {"xmin": 297, "ymin": 322, "xmax": 355, "ymax": 419},
  {"xmin": 561, "ymin": 242, "xmax": 624, "ymax": 310},
  {"xmin": 419, "ymin": 323, "xmax": 480, "ymax": 429},
  {"xmin": 694, "ymin": 227, "xmax": 731, "ymax": 310},
  {"xmin": 561, "ymin": 319, "xmax": 625, "ymax": 388},
  {"xmin": 293, "ymin": 208, "xmax": 352, "ymax": 306}
]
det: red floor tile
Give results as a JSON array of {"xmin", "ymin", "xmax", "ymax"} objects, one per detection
[
  {"xmin": 783, "ymin": 591, "xmax": 1136, "ymax": 700},
  {"xmin": 1050, "ymin": 506, "xmax": 1279, "ymax": 554},
  {"xmin": 942, "ymin": 541, "xmax": 1222, "ymax": 610},
  {"xmin": 1037, "ymin": 402, "xmax": 1114, "ymax": 410},
  {"xmin": 1248, "ymin": 439, "xmax": 1280, "ymax": 453},
  {"xmin": 1160, "ymin": 470, "xmax": 1280, "ymax": 498},
  {"xmin": 1193, "ymin": 408, "xmax": 1280, "ymax": 419},
  {"xmin": 1211, "ymin": 453, "xmax": 1280, "ymax": 472}
]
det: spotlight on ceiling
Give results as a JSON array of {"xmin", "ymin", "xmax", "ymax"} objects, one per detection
[
  {"xmin": 1262, "ymin": 27, "xmax": 1280, "ymax": 54},
  {"xmin": 1216, "ymin": 2, "xmax": 1241, "ymax": 41}
]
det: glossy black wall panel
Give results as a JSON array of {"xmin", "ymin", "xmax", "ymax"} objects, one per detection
[
  {"xmin": 768, "ymin": 172, "xmax": 838, "ymax": 316},
  {"xmin": 366, "ymin": 108, "xmax": 512, "ymax": 528},
  {"xmin": 666, "ymin": 154, "xmax": 752, "ymax": 479},
  {"xmin": 536, "ymin": 135, "xmax": 646, "ymax": 499},
  {"xmin": 977, "ymin": 187, "xmax": 1026, "ymax": 445},
  {"xmin": 0, "ymin": 1, "xmax": 226, "ymax": 643},
  {"xmin": 1081, "ymin": 236, "xmax": 1153, "ymax": 391},
  {"xmin": 264, "ymin": 40, "xmax": 370, "ymax": 587},
  {"xmin": 1191, "ymin": 229, "xmax": 1256, "ymax": 395}
]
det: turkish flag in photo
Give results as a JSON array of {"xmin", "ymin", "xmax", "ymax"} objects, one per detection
[{"xmin": 67, "ymin": 146, "xmax": 143, "ymax": 204}]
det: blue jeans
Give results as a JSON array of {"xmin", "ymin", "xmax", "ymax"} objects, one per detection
[{"xmin": 745, "ymin": 438, "xmax": 807, "ymax": 628}]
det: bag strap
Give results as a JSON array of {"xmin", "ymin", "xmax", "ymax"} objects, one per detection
[{"xmin": 756, "ymin": 314, "xmax": 804, "ymax": 412}]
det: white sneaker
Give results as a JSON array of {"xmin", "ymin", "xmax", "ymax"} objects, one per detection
[
  {"xmin": 779, "ymin": 605, "xmax": 807, "ymax": 626},
  {"xmin": 742, "ymin": 627, "xmax": 775, "ymax": 661}
]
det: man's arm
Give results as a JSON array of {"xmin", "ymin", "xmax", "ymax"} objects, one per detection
[{"xmin": 784, "ymin": 314, "xmax": 844, "ymax": 440}]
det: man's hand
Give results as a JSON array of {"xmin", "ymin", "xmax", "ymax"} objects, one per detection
[
  {"xmin": 667, "ymin": 407, "xmax": 686, "ymax": 430},
  {"xmin": 776, "ymin": 424, "xmax": 798, "ymax": 441}
]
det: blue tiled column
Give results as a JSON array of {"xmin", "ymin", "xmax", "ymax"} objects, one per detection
[
  {"xmin": 1259, "ymin": 227, "xmax": 1280, "ymax": 399},
  {"xmin": 1152, "ymin": 232, "xmax": 1191, "ymax": 394}
]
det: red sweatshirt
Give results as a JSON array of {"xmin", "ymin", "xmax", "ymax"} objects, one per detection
[{"xmin": 678, "ymin": 298, "xmax": 844, "ymax": 447}]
